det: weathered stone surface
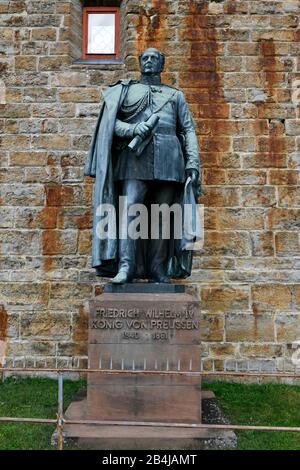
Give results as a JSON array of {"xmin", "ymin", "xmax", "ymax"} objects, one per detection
[
  {"xmin": 278, "ymin": 187, "xmax": 300, "ymax": 207},
  {"xmin": 225, "ymin": 314, "xmax": 275, "ymax": 342},
  {"xmin": 226, "ymin": 170, "xmax": 267, "ymax": 186},
  {"xmin": 57, "ymin": 207, "xmax": 92, "ymax": 229},
  {"xmin": 251, "ymin": 231, "xmax": 274, "ymax": 256},
  {"xmin": 209, "ymin": 343, "xmax": 237, "ymax": 358},
  {"xmin": 0, "ymin": 135, "xmax": 30, "ymax": 150},
  {"xmin": 49, "ymin": 283, "xmax": 92, "ymax": 308},
  {"xmin": 0, "ymin": 183, "xmax": 45, "ymax": 205},
  {"xmin": 42, "ymin": 229, "xmax": 78, "ymax": 255},
  {"xmin": 276, "ymin": 315, "xmax": 300, "ymax": 343},
  {"xmin": 0, "ymin": 282, "xmax": 49, "ymax": 306},
  {"xmin": 243, "ymin": 153, "xmax": 287, "ymax": 168},
  {"xmin": 77, "ymin": 230, "xmax": 92, "ymax": 255},
  {"xmin": 6, "ymin": 341, "xmax": 56, "ymax": 356},
  {"xmin": 0, "ymin": 207, "xmax": 14, "ymax": 228},
  {"xmin": 199, "ymin": 314, "xmax": 225, "ymax": 341},
  {"xmin": 239, "ymin": 343, "xmax": 284, "ymax": 359},
  {"xmin": 58, "ymin": 88, "xmax": 100, "ymax": 103},
  {"xmin": 203, "ymin": 232, "xmax": 251, "ymax": 256},
  {"xmin": 57, "ymin": 341, "xmax": 87, "ymax": 356},
  {"xmin": 31, "ymin": 135, "xmax": 71, "ymax": 150},
  {"xmin": 14, "ymin": 56, "xmax": 37, "ymax": 71},
  {"xmin": 268, "ymin": 170, "xmax": 300, "ymax": 186},
  {"xmin": 294, "ymin": 286, "xmax": 300, "ymax": 311},
  {"xmin": 275, "ymin": 232, "xmax": 300, "ymax": 256},
  {"xmin": 201, "ymin": 287, "xmax": 249, "ymax": 313},
  {"xmin": 51, "ymin": 72, "xmax": 89, "ymax": 87},
  {"xmin": 215, "ymin": 208, "xmax": 265, "ymax": 230},
  {"xmin": 252, "ymin": 285, "xmax": 293, "ymax": 312},
  {"xmin": 31, "ymin": 27, "xmax": 57, "ymax": 40},
  {"xmin": 241, "ymin": 187, "xmax": 277, "ymax": 207},
  {"xmin": 38, "ymin": 56, "xmax": 70, "ymax": 71},
  {"xmin": 21, "ymin": 311, "xmax": 71, "ymax": 339},
  {"xmin": 10, "ymin": 151, "xmax": 48, "ymax": 166},
  {"xmin": 32, "ymin": 103, "xmax": 75, "ymax": 118},
  {"xmin": 0, "ymin": 168, "xmax": 25, "ymax": 183},
  {"xmin": 200, "ymin": 187, "xmax": 240, "ymax": 206},
  {"xmin": 267, "ymin": 208, "xmax": 300, "ymax": 230},
  {"xmin": 0, "ymin": 230, "xmax": 41, "ymax": 255}
]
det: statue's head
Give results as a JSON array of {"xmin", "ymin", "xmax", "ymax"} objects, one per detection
[{"xmin": 139, "ymin": 48, "xmax": 165, "ymax": 75}]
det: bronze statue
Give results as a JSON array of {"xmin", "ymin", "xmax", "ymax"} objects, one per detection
[{"xmin": 85, "ymin": 48, "xmax": 201, "ymax": 284}]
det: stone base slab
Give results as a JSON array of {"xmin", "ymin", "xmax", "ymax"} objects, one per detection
[{"xmin": 60, "ymin": 391, "xmax": 237, "ymax": 450}]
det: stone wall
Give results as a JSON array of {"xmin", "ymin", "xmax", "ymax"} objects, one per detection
[{"xmin": 0, "ymin": 0, "xmax": 300, "ymax": 375}]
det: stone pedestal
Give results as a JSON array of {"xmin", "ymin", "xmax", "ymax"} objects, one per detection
[
  {"xmin": 62, "ymin": 284, "xmax": 237, "ymax": 449},
  {"xmin": 86, "ymin": 286, "xmax": 202, "ymax": 424}
]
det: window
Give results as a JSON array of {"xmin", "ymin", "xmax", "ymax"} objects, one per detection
[{"xmin": 82, "ymin": 6, "xmax": 120, "ymax": 59}]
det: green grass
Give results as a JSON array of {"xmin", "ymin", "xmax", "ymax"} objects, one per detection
[
  {"xmin": 0, "ymin": 377, "xmax": 300, "ymax": 449},
  {"xmin": 0, "ymin": 376, "xmax": 84, "ymax": 450},
  {"xmin": 203, "ymin": 381, "xmax": 300, "ymax": 450}
]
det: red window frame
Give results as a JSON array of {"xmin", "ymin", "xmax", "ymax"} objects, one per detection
[{"xmin": 82, "ymin": 6, "xmax": 120, "ymax": 60}]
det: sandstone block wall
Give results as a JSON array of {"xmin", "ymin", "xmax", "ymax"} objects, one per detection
[{"xmin": 0, "ymin": 0, "xmax": 300, "ymax": 375}]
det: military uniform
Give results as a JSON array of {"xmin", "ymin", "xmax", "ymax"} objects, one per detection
[
  {"xmin": 113, "ymin": 82, "xmax": 199, "ymax": 181},
  {"xmin": 111, "ymin": 81, "xmax": 200, "ymax": 279}
]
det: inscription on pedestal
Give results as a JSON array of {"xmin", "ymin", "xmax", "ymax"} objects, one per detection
[
  {"xmin": 90, "ymin": 306, "xmax": 200, "ymax": 343},
  {"xmin": 87, "ymin": 292, "xmax": 202, "ymax": 423}
]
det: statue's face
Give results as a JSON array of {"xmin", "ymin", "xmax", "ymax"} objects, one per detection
[{"xmin": 140, "ymin": 49, "xmax": 163, "ymax": 75}]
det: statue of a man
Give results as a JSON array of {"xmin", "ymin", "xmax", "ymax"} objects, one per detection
[{"xmin": 85, "ymin": 48, "xmax": 201, "ymax": 284}]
